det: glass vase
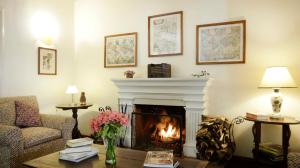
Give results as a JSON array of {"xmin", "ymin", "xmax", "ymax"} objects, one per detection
[{"xmin": 103, "ymin": 137, "xmax": 116, "ymax": 165}]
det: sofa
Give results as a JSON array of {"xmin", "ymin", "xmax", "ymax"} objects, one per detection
[{"xmin": 0, "ymin": 96, "xmax": 75, "ymax": 168}]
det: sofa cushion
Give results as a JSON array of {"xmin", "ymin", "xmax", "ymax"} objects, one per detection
[
  {"xmin": 0, "ymin": 101, "xmax": 16, "ymax": 126},
  {"xmin": 21, "ymin": 127, "xmax": 62, "ymax": 148},
  {"xmin": 15, "ymin": 101, "xmax": 42, "ymax": 127}
]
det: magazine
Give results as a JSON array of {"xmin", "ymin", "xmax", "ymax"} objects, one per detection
[{"xmin": 143, "ymin": 150, "xmax": 173, "ymax": 168}]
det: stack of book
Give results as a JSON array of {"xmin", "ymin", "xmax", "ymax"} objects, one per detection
[
  {"xmin": 143, "ymin": 150, "xmax": 173, "ymax": 168},
  {"xmin": 59, "ymin": 137, "xmax": 98, "ymax": 162},
  {"xmin": 258, "ymin": 143, "xmax": 283, "ymax": 162},
  {"xmin": 246, "ymin": 112, "xmax": 270, "ymax": 120}
]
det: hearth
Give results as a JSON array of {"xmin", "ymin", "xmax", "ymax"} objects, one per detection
[{"xmin": 131, "ymin": 105, "xmax": 186, "ymax": 156}]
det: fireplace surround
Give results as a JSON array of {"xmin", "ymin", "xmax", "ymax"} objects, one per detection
[{"xmin": 112, "ymin": 78, "xmax": 209, "ymax": 157}]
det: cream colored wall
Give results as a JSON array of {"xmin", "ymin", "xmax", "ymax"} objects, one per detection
[
  {"xmin": 0, "ymin": 0, "xmax": 75, "ymax": 115},
  {"xmin": 74, "ymin": 0, "xmax": 300, "ymax": 157}
]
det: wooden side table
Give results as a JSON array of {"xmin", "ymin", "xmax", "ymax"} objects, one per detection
[
  {"xmin": 56, "ymin": 104, "xmax": 93, "ymax": 139},
  {"xmin": 245, "ymin": 117, "xmax": 300, "ymax": 168}
]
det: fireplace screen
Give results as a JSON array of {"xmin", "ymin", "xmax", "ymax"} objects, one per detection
[{"xmin": 131, "ymin": 105, "xmax": 185, "ymax": 156}]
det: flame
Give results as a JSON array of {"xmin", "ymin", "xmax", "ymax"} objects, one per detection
[{"xmin": 159, "ymin": 124, "xmax": 180, "ymax": 141}]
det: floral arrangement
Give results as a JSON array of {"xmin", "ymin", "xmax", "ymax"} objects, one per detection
[{"xmin": 91, "ymin": 111, "xmax": 129, "ymax": 140}]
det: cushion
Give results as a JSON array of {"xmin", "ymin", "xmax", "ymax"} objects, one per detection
[
  {"xmin": 15, "ymin": 101, "xmax": 42, "ymax": 127},
  {"xmin": 0, "ymin": 101, "xmax": 16, "ymax": 126},
  {"xmin": 21, "ymin": 127, "xmax": 62, "ymax": 148}
]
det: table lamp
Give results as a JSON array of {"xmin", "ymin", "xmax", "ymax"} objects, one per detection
[
  {"xmin": 66, "ymin": 85, "xmax": 78, "ymax": 105},
  {"xmin": 259, "ymin": 67, "xmax": 297, "ymax": 117}
]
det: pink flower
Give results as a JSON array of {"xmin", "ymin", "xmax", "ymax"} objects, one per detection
[{"xmin": 90, "ymin": 111, "xmax": 129, "ymax": 133}]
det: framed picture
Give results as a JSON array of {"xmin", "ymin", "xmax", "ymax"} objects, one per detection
[
  {"xmin": 196, "ymin": 20, "xmax": 246, "ymax": 64},
  {"xmin": 38, "ymin": 47, "xmax": 57, "ymax": 75},
  {"xmin": 148, "ymin": 11, "xmax": 183, "ymax": 57},
  {"xmin": 104, "ymin": 32, "xmax": 137, "ymax": 68}
]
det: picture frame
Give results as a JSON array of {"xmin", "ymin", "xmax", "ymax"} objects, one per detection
[
  {"xmin": 38, "ymin": 47, "xmax": 57, "ymax": 75},
  {"xmin": 148, "ymin": 11, "xmax": 183, "ymax": 57},
  {"xmin": 196, "ymin": 20, "xmax": 246, "ymax": 65},
  {"xmin": 104, "ymin": 32, "xmax": 137, "ymax": 68}
]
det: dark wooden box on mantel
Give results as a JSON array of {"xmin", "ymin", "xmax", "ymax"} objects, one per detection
[{"xmin": 148, "ymin": 63, "xmax": 171, "ymax": 78}]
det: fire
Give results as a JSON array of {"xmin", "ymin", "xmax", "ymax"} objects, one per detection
[{"xmin": 159, "ymin": 124, "xmax": 180, "ymax": 141}]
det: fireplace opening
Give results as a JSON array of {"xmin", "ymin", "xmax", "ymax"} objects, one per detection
[{"xmin": 131, "ymin": 104, "xmax": 186, "ymax": 156}]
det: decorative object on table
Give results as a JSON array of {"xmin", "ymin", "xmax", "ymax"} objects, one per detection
[
  {"xmin": 148, "ymin": 63, "xmax": 171, "ymax": 78},
  {"xmin": 104, "ymin": 32, "xmax": 137, "ymax": 68},
  {"xmin": 65, "ymin": 85, "xmax": 79, "ymax": 106},
  {"xmin": 259, "ymin": 66, "xmax": 297, "ymax": 118},
  {"xmin": 124, "ymin": 70, "xmax": 135, "ymax": 78},
  {"xmin": 196, "ymin": 20, "xmax": 246, "ymax": 65},
  {"xmin": 79, "ymin": 92, "xmax": 86, "ymax": 105},
  {"xmin": 38, "ymin": 47, "xmax": 57, "ymax": 75},
  {"xmin": 91, "ymin": 110, "xmax": 129, "ymax": 165},
  {"xmin": 196, "ymin": 115, "xmax": 244, "ymax": 162},
  {"xmin": 59, "ymin": 138, "xmax": 98, "ymax": 162},
  {"xmin": 148, "ymin": 11, "xmax": 183, "ymax": 57},
  {"xmin": 143, "ymin": 150, "xmax": 173, "ymax": 168},
  {"xmin": 192, "ymin": 70, "xmax": 210, "ymax": 79}
]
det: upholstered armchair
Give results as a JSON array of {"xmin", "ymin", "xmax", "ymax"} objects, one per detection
[{"xmin": 0, "ymin": 96, "xmax": 75, "ymax": 168}]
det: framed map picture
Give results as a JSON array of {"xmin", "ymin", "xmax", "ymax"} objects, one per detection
[
  {"xmin": 104, "ymin": 32, "xmax": 137, "ymax": 68},
  {"xmin": 38, "ymin": 47, "xmax": 57, "ymax": 75},
  {"xmin": 148, "ymin": 11, "xmax": 183, "ymax": 57},
  {"xmin": 196, "ymin": 20, "xmax": 246, "ymax": 64}
]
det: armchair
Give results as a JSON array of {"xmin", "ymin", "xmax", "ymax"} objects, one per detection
[{"xmin": 0, "ymin": 96, "xmax": 75, "ymax": 168}]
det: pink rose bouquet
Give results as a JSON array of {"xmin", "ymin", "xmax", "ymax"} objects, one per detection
[{"xmin": 91, "ymin": 111, "xmax": 129, "ymax": 140}]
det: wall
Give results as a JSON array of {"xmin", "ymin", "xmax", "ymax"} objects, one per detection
[
  {"xmin": 0, "ymin": 0, "xmax": 75, "ymax": 114},
  {"xmin": 0, "ymin": 8, "xmax": 3, "ymax": 95},
  {"xmin": 74, "ymin": 0, "xmax": 300, "ymax": 157}
]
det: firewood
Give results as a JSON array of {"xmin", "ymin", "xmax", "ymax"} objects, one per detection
[{"xmin": 196, "ymin": 115, "xmax": 236, "ymax": 162}]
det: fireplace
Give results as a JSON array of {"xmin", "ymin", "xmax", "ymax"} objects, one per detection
[
  {"xmin": 131, "ymin": 104, "xmax": 186, "ymax": 156},
  {"xmin": 112, "ymin": 78, "xmax": 209, "ymax": 157}
]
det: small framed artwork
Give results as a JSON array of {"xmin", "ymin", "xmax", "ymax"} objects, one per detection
[
  {"xmin": 38, "ymin": 47, "xmax": 57, "ymax": 75},
  {"xmin": 196, "ymin": 20, "xmax": 246, "ymax": 65},
  {"xmin": 104, "ymin": 32, "xmax": 137, "ymax": 68},
  {"xmin": 148, "ymin": 11, "xmax": 183, "ymax": 57}
]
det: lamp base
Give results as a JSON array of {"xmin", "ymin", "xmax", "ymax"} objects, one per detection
[{"xmin": 271, "ymin": 88, "xmax": 282, "ymax": 113}]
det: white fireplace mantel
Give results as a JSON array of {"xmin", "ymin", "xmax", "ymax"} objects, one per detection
[{"xmin": 112, "ymin": 78, "xmax": 209, "ymax": 157}]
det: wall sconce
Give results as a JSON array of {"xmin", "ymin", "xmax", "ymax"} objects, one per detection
[{"xmin": 31, "ymin": 11, "xmax": 58, "ymax": 45}]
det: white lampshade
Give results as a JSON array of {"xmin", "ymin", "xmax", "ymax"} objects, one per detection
[
  {"xmin": 259, "ymin": 67, "xmax": 297, "ymax": 88},
  {"xmin": 65, "ymin": 85, "xmax": 78, "ymax": 94}
]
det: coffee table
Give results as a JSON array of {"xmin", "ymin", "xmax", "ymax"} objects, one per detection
[{"xmin": 23, "ymin": 144, "xmax": 208, "ymax": 168}]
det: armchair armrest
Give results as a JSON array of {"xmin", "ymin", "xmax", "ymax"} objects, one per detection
[
  {"xmin": 0, "ymin": 124, "xmax": 23, "ymax": 163},
  {"xmin": 40, "ymin": 114, "xmax": 75, "ymax": 140}
]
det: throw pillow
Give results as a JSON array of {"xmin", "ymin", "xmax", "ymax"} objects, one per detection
[
  {"xmin": 15, "ymin": 101, "xmax": 42, "ymax": 127},
  {"xmin": 0, "ymin": 101, "xmax": 16, "ymax": 126}
]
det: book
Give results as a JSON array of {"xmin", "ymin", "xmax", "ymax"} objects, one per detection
[
  {"xmin": 259, "ymin": 143, "xmax": 283, "ymax": 157},
  {"xmin": 59, "ymin": 147, "xmax": 98, "ymax": 163},
  {"xmin": 66, "ymin": 137, "xmax": 93, "ymax": 147},
  {"xmin": 143, "ymin": 151, "xmax": 173, "ymax": 168},
  {"xmin": 59, "ymin": 146, "xmax": 93, "ymax": 154},
  {"xmin": 246, "ymin": 112, "xmax": 270, "ymax": 120}
]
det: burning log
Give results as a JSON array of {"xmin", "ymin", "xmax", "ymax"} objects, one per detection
[{"xmin": 196, "ymin": 115, "xmax": 238, "ymax": 162}]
